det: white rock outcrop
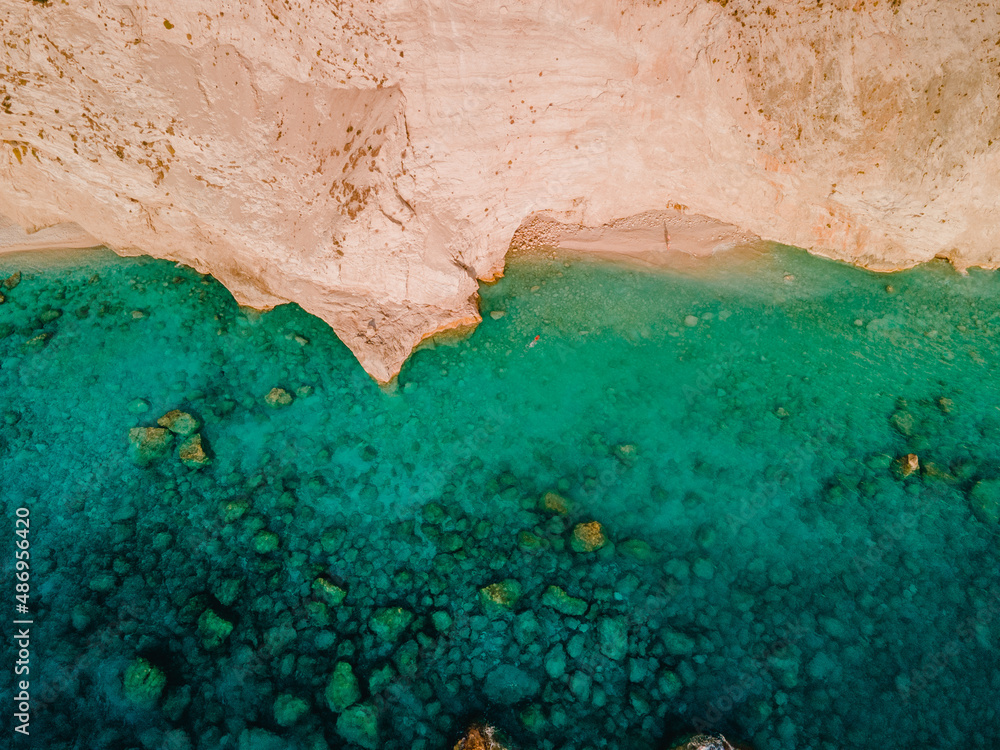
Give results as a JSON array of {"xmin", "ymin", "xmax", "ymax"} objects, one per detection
[{"xmin": 2, "ymin": 0, "xmax": 999, "ymax": 380}]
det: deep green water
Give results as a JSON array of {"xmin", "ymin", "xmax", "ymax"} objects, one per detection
[{"xmin": 0, "ymin": 245, "xmax": 998, "ymax": 750}]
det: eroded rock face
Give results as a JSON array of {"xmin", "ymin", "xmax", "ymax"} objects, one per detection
[{"xmin": 3, "ymin": 1, "xmax": 999, "ymax": 380}]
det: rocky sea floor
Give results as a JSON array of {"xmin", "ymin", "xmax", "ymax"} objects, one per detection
[{"xmin": 0, "ymin": 245, "xmax": 998, "ymax": 750}]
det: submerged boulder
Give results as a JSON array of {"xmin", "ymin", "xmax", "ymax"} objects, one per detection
[
  {"xmin": 889, "ymin": 407, "xmax": 916, "ymax": 437},
  {"xmin": 158, "ymin": 409, "xmax": 199, "ymax": 436},
  {"xmin": 891, "ymin": 453, "xmax": 920, "ymax": 479},
  {"xmin": 619, "ymin": 539, "xmax": 655, "ymax": 563},
  {"xmin": 337, "ymin": 702, "xmax": 379, "ymax": 749},
  {"xmin": 541, "ymin": 585, "xmax": 588, "ymax": 617},
  {"xmin": 370, "ymin": 607, "xmax": 414, "ymax": 642},
  {"xmin": 273, "ymin": 694, "xmax": 309, "ymax": 727},
  {"xmin": 484, "ymin": 664, "xmax": 540, "ymax": 705},
  {"xmin": 325, "ymin": 662, "xmax": 361, "ymax": 712},
  {"xmin": 123, "ymin": 657, "xmax": 166, "ymax": 706},
  {"xmin": 540, "ymin": 491, "xmax": 571, "ymax": 515},
  {"xmin": 570, "ymin": 521, "xmax": 606, "ymax": 552},
  {"xmin": 480, "ymin": 580, "xmax": 522, "ymax": 616},
  {"xmin": 128, "ymin": 426, "xmax": 173, "ymax": 464},
  {"xmin": 599, "ymin": 616, "xmax": 629, "ymax": 661},
  {"xmin": 178, "ymin": 433, "xmax": 210, "ymax": 468},
  {"xmin": 313, "ymin": 577, "xmax": 347, "ymax": 606},
  {"xmin": 670, "ymin": 735, "xmax": 734, "ymax": 750},
  {"xmin": 197, "ymin": 609, "xmax": 233, "ymax": 649},
  {"xmin": 453, "ymin": 724, "xmax": 510, "ymax": 750},
  {"xmin": 969, "ymin": 480, "xmax": 1000, "ymax": 525},
  {"xmin": 237, "ymin": 729, "xmax": 286, "ymax": 750},
  {"xmin": 264, "ymin": 388, "xmax": 293, "ymax": 408}
]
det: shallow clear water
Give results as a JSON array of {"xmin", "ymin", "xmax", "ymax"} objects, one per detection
[{"xmin": 0, "ymin": 245, "xmax": 998, "ymax": 750}]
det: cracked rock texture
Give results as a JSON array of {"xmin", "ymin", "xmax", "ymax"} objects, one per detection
[{"xmin": 2, "ymin": 0, "xmax": 999, "ymax": 380}]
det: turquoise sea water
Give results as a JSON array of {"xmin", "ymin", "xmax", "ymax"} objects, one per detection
[{"xmin": 0, "ymin": 245, "xmax": 998, "ymax": 750}]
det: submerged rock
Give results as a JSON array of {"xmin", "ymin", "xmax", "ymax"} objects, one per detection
[
  {"xmin": 273, "ymin": 694, "xmax": 309, "ymax": 727},
  {"xmin": 662, "ymin": 630, "xmax": 696, "ymax": 656},
  {"xmin": 540, "ymin": 491, "xmax": 571, "ymax": 515},
  {"xmin": 325, "ymin": 661, "xmax": 361, "ymax": 712},
  {"xmin": 336, "ymin": 702, "xmax": 379, "ymax": 749},
  {"xmin": 128, "ymin": 426, "xmax": 173, "ymax": 464},
  {"xmin": 619, "ymin": 539, "xmax": 655, "ymax": 563},
  {"xmin": 454, "ymin": 723, "xmax": 509, "ymax": 750},
  {"xmin": 545, "ymin": 645, "xmax": 567, "ymax": 679},
  {"xmin": 3, "ymin": 271, "xmax": 21, "ymax": 290},
  {"xmin": 969, "ymin": 480, "xmax": 1000, "ymax": 525},
  {"xmin": 889, "ymin": 408, "xmax": 916, "ymax": 437},
  {"xmin": 370, "ymin": 607, "xmax": 414, "ymax": 642},
  {"xmin": 197, "ymin": 609, "xmax": 233, "ymax": 649},
  {"xmin": 221, "ymin": 499, "xmax": 249, "ymax": 522},
  {"xmin": 670, "ymin": 735, "xmax": 734, "ymax": 750},
  {"xmin": 264, "ymin": 388, "xmax": 293, "ymax": 408},
  {"xmin": 480, "ymin": 579, "xmax": 522, "ymax": 616},
  {"xmin": 127, "ymin": 398, "xmax": 150, "ymax": 414},
  {"xmin": 541, "ymin": 585, "xmax": 588, "ymax": 616},
  {"xmin": 431, "ymin": 610, "xmax": 453, "ymax": 633},
  {"xmin": 368, "ymin": 663, "xmax": 396, "ymax": 695},
  {"xmin": 157, "ymin": 409, "xmax": 199, "ymax": 435},
  {"xmin": 570, "ymin": 521, "xmax": 607, "ymax": 552},
  {"xmin": 599, "ymin": 616, "xmax": 629, "ymax": 661},
  {"xmin": 484, "ymin": 664, "xmax": 541, "ymax": 705},
  {"xmin": 237, "ymin": 729, "xmax": 285, "ymax": 750},
  {"xmin": 253, "ymin": 530, "xmax": 280, "ymax": 554},
  {"xmin": 123, "ymin": 657, "xmax": 166, "ymax": 706},
  {"xmin": 313, "ymin": 577, "xmax": 347, "ymax": 606},
  {"xmin": 658, "ymin": 670, "xmax": 683, "ymax": 699},
  {"xmin": 569, "ymin": 671, "xmax": 592, "ymax": 702},
  {"xmin": 394, "ymin": 639, "xmax": 419, "ymax": 678},
  {"xmin": 891, "ymin": 453, "xmax": 920, "ymax": 479},
  {"xmin": 178, "ymin": 433, "xmax": 210, "ymax": 468},
  {"xmin": 21, "ymin": 333, "xmax": 51, "ymax": 352},
  {"xmin": 613, "ymin": 443, "xmax": 638, "ymax": 463}
]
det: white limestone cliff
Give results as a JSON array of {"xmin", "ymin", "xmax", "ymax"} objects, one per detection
[{"xmin": 2, "ymin": 0, "xmax": 999, "ymax": 381}]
